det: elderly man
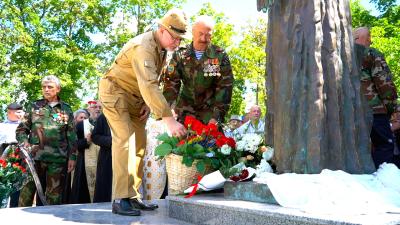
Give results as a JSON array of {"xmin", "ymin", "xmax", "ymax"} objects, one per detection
[
  {"xmin": 224, "ymin": 115, "xmax": 242, "ymax": 138},
  {"xmin": 163, "ymin": 15, "xmax": 234, "ymax": 125},
  {"xmin": 98, "ymin": 9, "xmax": 188, "ymax": 216},
  {"xmin": 86, "ymin": 100, "xmax": 102, "ymax": 125},
  {"xmin": 354, "ymin": 27, "xmax": 399, "ymax": 169},
  {"xmin": 235, "ymin": 105, "xmax": 265, "ymax": 136},
  {"xmin": 16, "ymin": 75, "xmax": 77, "ymax": 206}
]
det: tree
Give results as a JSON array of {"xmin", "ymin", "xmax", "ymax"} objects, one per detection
[
  {"xmin": 0, "ymin": 0, "xmax": 185, "ymax": 120},
  {"xmin": 230, "ymin": 18, "xmax": 268, "ymax": 117}
]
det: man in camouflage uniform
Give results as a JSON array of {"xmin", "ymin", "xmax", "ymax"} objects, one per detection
[
  {"xmin": 354, "ymin": 27, "xmax": 398, "ymax": 168},
  {"xmin": 16, "ymin": 75, "xmax": 77, "ymax": 206},
  {"xmin": 163, "ymin": 15, "xmax": 234, "ymax": 125}
]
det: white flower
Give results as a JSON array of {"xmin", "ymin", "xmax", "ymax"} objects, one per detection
[
  {"xmin": 236, "ymin": 140, "xmax": 246, "ymax": 151},
  {"xmin": 220, "ymin": 144, "xmax": 232, "ymax": 155}
]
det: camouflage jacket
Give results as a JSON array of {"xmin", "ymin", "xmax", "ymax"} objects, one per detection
[
  {"xmin": 162, "ymin": 43, "xmax": 234, "ymax": 124},
  {"xmin": 357, "ymin": 44, "xmax": 398, "ymax": 115},
  {"xmin": 16, "ymin": 98, "xmax": 78, "ymax": 163}
]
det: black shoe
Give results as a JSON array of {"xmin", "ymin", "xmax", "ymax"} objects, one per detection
[
  {"xmin": 112, "ymin": 198, "xmax": 141, "ymax": 216},
  {"xmin": 130, "ymin": 198, "xmax": 158, "ymax": 211}
]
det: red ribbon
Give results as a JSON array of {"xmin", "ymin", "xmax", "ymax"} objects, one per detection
[{"xmin": 184, "ymin": 175, "xmax": 203, "ymax": 198}]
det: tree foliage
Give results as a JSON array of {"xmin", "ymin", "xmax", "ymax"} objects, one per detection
[
  {"xmin": 0, "ymin": 0, "xmax": 185, "ymax": 120},
  {"xmin": 230, "ymin": 18, "xmax": 267, "ymax": 117}
]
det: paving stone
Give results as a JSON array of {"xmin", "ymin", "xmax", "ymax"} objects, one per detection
[{"xmin": 0, "ymin": 199, "xmax": 192, "ymax": 225}]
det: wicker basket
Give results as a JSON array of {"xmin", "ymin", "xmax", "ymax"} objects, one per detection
[{"xmin": 165, "ymin": 154, "xmax": 210, "ymax": 195}]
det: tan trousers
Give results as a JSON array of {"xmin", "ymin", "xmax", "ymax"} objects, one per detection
[{"xmin": 98, "ymin": 78, "xmax": 146, "ymax": 200}]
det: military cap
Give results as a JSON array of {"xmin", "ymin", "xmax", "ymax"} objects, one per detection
[
  {"xmin": 158, "ymin": 8, "xmax": 190, "ymax": 39},
  {"xmin": 7, "ymin": 102, "xmax": 23, "ymax": 110}
]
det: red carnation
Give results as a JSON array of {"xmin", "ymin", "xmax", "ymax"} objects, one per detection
[
  {"xmin": 0, "ymin": 159, "xmax": 6, "ymax": 168},
  {"xmin": 216, "ymin": 136, "xmax": 227, "ymax": 148},
  {"xmin": 177, "ymin": 140, "xmax": 186, "ymax": 146},
  {"xmin": 239, "ymin": 169, "xmax": 249, "ymax": 179},
  {"xmin": 226, "ymin": 137, "xmax": 236, "ymax": 148},
  {"xmin": 184, "ymin": 116, "xmax": 197, "ymax": 128},
  {"xmin": 230, "ymin": 175, "xmax": 240, "ymax": 182}
]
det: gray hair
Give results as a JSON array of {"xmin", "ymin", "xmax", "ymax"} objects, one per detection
[
  {"xmin": 193, "ymin": 15, "xmax": 215, "ymax": 30},
  {"xmin": 73, "ymin": 109, "xmax": 89, "ymax": 119},
  {"xmin": 42, "ymin": 75, "xmax": 61, "ymax": 87},
  {"xmin": 353, "ymin": 27, "xmax": 369, "ymax": 41}
]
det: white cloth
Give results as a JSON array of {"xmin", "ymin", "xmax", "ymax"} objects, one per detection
[
  {"xmin": 142, "ymin": 118, "xmax": 167, "ymax": 200},
  {"xmin": 0, "ymin": 121, "xmax": 19, "ymax": 144},
  {"xmin": 254, "ymin": 163, "xmax": 400, "ymax": 215}
]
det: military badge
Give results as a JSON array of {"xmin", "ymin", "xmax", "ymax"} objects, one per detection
[{"xmin": 167, "ymin": 65, "xmax": 175, "ymax": 75}]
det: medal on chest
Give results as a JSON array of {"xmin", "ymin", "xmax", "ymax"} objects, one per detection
[
  {"xmin": 203, "ymin": 58, "xmax": 221, "ymax": 77},
  {"xmin": 52, "ymin": 111, "xmax": 69, "ymax": 124}
]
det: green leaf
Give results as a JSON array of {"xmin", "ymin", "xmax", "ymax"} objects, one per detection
[
  {"xmin": 156, "ymin": 133, "xmax": 171, "ymax": 142},
  {"xmin": 193, "ymin": 143, "xmax": 205, "ymax": 153},
  {"xmin": 154, "ymin": 143, "xmax": 172, "ymax": 156},
  {"xmin": 196, "ymin": 160, "xmax": 206, "ymax": 174},
  {"xmin": 182, "ymin": 155, "xmax": 194, "ymax": 167}
]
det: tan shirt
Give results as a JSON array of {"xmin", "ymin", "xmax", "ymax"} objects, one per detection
[{"xmin": 104, "ymin": 31, "xmax": 172, "ymax": 119}]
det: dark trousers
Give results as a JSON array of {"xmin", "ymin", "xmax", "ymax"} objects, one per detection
[
  {"xmin": 370, "ymin": 114, "xmax": 394, "ymax": 169},
  {"xmin": 9, "ymin": 191, "xmax": 20, "ymax": 207}
]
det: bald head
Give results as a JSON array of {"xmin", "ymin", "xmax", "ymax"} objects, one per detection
[
  {"xmin": 354, "ymin": 27, "xmax": 371, "ymax": 47},
  {"xmin": 249, "ymin": 105, "xmax": 262, "ymax": 121}
]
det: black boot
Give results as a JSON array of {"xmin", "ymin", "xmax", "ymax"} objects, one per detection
[
  {"xmin": 112, "ymin": 198, "xmax": 141, "ymax": 216},
  {"xmin": 130, "ymin": 198, "xmax": 158, "ymax": 211}
]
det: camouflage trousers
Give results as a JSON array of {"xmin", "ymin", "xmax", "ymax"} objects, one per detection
[{"xmin": 19, "ymin": 160, "xmax": 67, "ymax": 206}]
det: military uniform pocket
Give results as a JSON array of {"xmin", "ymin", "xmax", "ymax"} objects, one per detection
[{"xmin": 101, "ymin": 95, "xmax": 128, "ymax": 121}]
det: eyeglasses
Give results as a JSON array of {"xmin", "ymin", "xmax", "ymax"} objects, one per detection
[{"xmin": 165, "ymin": 29, "xmax": 181, "ymax": 43}]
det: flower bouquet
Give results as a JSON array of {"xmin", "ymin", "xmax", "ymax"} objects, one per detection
[
  {"xmin": 155, "ymin": 116, "xmax": 236, "ymax": 194},
  {"xmin": 0, "ymin": 145, "xmax": 30, "ymax": 207},
  {"xmin": 155, "ymin": 116, "xmax": 236, "ymax": 173}
]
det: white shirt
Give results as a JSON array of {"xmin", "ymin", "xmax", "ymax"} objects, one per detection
[
  {"xmin": 0, "ymin": 120, "xmax": 20, "ymax": 144},
  {"xmin": 234, "ymin": 120, "xmax": 265, "ymax": 137}
]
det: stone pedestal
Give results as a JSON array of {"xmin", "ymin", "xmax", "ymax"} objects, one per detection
[{"xmin": 223, "ymin": 181, "xmax": 277, "ymax": 204}]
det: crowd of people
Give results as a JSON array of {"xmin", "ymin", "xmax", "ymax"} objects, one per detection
[{"xmin": 0, "ymin": 8, "xmax": 398, "ymax": 217}]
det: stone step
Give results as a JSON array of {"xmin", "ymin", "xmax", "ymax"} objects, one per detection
[
  {"xmin": 0, "ymin": 200, "xmax": 193, "ymax": 225},
  {"xmin": 167, "ymin": 193, "xmax": 400, "ymax": 225}
]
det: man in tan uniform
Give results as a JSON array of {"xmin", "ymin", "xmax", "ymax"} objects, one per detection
[{"xmin": 98, "ymin": 9, "xmax": 188, "ymax": 216}]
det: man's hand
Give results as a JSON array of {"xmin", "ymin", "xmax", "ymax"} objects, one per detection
[
  {"xmin": 163, "ymin": 117, "xmax": 186, "ymax": 138},
  {"xmin": 140, "ymin": 105, "xmax": 150, "ymax": 121},
  {"xmin": 67, "ymin": 159, "xmax": 76, "ymax": 173},
  {"xmin": 85, "ymin": 133, "xmax": 92, "ymax": 143}
]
